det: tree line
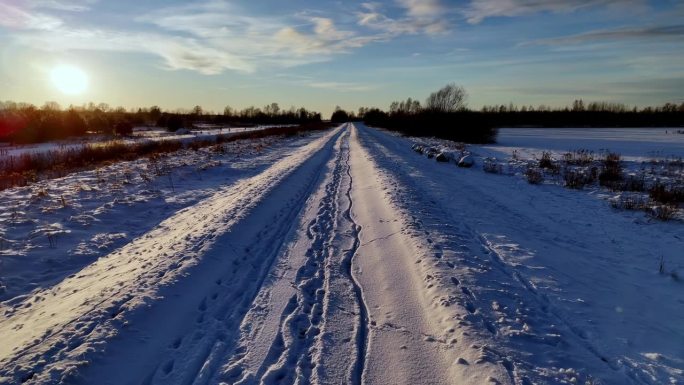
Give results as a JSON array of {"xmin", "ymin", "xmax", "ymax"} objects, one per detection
[
  {"xmin": 3, "ymin": 87, "xmax": 683, "ymax": 145},
  {"xmin": 331, "ymin": 84, "xmax": 684, "ymax": 143},
  {"xmin": 0, "ymin": 101, "xmax": 322, "ymax": 144},
  {"xmin": 336, "ymin": 84, "xmax": 497, "ymax": 143}
]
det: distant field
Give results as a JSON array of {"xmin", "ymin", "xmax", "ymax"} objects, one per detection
[{"xmin": 490, "ymin": 127, "xmax": 684, "ymax": 160}]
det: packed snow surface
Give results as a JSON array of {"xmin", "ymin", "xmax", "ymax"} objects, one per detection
[{"xmin": 0, "ymin": 124, "xmax": 682, "ymax": 385}]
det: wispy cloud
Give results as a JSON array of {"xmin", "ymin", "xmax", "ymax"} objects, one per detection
[
  {"xmin": 2, "ymin": 0, "xmax": 455, "ymax": 75},
  {"xmin": 2, "ymin": 0, "xmax": 392, "ymax": 75},
  {"xmin": 31, "ymin": 0, "xmax": 97, "ymax": 12},
  {"xmin": 18, "ymin": 28, "xmax": 254, "ymax": 74},
  {"xmin": 531, "ymin": 24, "xmax": 684, "ymax": 45},
  {"xmin": 273, "ymin": 17, "xmax": 377, "ymax": 57},
  {"xmin": 0, "ymin": 2, "xmax": 64, "ymax": 30},
  {"xmin": 357, "ymin": 0, "xmax": 448, "ymax": 35},
  {"xmin": 307, "ymin": 82, "xmax": 378, "ymax": 92},
  {"xmin": 463, "ymin": 0, "xmax": 645, "ymax": 24}
]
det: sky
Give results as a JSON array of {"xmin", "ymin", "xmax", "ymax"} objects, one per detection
[{"xmin": 0, "ymin": 0, "xmax": 683, "ymax": 117}]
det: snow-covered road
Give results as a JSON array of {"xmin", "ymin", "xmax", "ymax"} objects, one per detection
[{"xmin": 1, "ymin": 124, "xmax": 681, "ymax": 385}]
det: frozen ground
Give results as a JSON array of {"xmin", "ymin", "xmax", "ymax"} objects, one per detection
[
  {"xmin": 416, "ymin": 127, "xmax": 684, "ymax": 221},
  {"xmin": 484, "ymin": 127, "xmax": 684, "ymax": 161},
  {"xmin": 0, "ymin": 124, "xmax": 682, "ymax": 385},
  {"xmin": 0, "ymin": 125, "xmax": 274, "ymax": 159}
]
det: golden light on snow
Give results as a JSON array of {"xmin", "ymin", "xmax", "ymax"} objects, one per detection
[{"xmin": 50, "ymin": 65, "xmax": 88, "ymax": 95}]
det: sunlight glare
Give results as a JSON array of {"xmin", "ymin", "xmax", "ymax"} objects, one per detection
[{"xmin": 50, "ymin": 65, "xmax": 88, "ymax": 95}]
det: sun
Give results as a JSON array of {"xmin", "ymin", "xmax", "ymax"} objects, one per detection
[{"xmin": 50, "ymin": 65, "xmax": 88, "ymax": 95}]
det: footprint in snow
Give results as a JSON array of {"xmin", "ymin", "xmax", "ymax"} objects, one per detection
[
  {"xmin": 162, "ymin": 360, "xmax": 174, "ymax": 375},
  {"xmin": 171, "ymin": 338, "xmax": 182, "ymax": 349},
  {"xmin": 465, "ymin": 302, "xmax": 476, "ymax": 314}
]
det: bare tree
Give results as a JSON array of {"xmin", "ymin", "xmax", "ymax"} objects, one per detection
[{"xmin": 425, "ymin": 83, "xmax": 467, "ymax": 112}]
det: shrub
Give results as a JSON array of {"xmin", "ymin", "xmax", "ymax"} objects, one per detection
[
  {"xmin": 598, "ymin": 152, "xmax": 623, "ymax": 187},
  {"xmin": 649, "ymin": 182, "xmax": 684, "ymax": 204},
  {"xmin": 524, "ymin": 166, "xmax": 543, "ymax": 184},
  {"xmin": 563, "ymin": 169, "xmax": 593, "ymax": 189},
  {"xmin": 114, "ymin": 121, "xmax": 133, "ymax": 136},
  {"xmin": 618, "ymin": 174, "xmax": 646, "ymax": 192},
  {"xmin": 483, "ymin": 160, "xmax": 503, "ymax": 174},
  {"xmin": 187, "ymin": 139, "xmax": 214, "ymax": 151},
  {"xmin": 650, "ymin": 205, "xmax": 677, "ymax": 221},
  {"xmin": 562, "ymin": 149, "xmax": 594, "ymax": 166},
  {"xmin": 610, "ymin": 195, "xmax": 647, "ymax": 210},
  {"xmin": 538, "ymin": 151, "xmax": 554, "ymax": 169}
]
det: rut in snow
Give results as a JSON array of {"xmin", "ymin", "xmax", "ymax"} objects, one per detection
[
  {"xmin": 257, "ymin": 127, "xmax": 368, "ymax": 385},
  {"xmin": 342, "ymin": 130, "xmax": 369, "ymax": 385}
]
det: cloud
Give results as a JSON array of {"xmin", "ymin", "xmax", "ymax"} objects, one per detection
[
  {"xmin": 3, "ymin": 0, "xmax": 392, "ymax": 75},
  {"xmin": 274, "ymin": 17, "xmax": 378, "ymax": 57},
  {"xmin": 357, "ymin": 0, "xmax": 448, "ymax": 35},
  {"xmin": 31, "ymin": 0, "xmax": 97, "ymax": 12},
  {"xmin": 0, "ymin": 2, "xmax": 64, "ymax": 30},
  {"xmin": 463, "ymin": 0, "xmax": 645, "ymax": 24},
  {"xmin": 2, "ymin": 0, "xmax": 452, "ymax": 75},
  {"xmin": 306, "ymin": 81, "xmax": 377, "ymax": 92},
  {"xmin": 398, "ymin": 0, "xmax": 443, "ymax": 18},
  {"xmin": 6, "ymin": 1, "xmax": 253, "ymax": 74},
  {"xmin": 0, "ymin": 0, "xmax": 96, "ymax": 28},
  {"xmin": 14, "ymin": 27, "xmax": 253, "ymax": 74},
  {"xmin": 140, "ymin": 2, "xmax": 384, "ymax": 68},
  {"xmin": 481, "ymin": 77, "xmax": 684, "ymax": 103},
  {"xmin": 531, "ymin": 24, "xmax": 684, "ymax": 45}
]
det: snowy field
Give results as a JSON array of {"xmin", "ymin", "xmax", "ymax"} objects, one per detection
[
  {"xmin": 0, "ymin": 124, "xmax": 682, "ymax": 385},
  {"xmin": 0, "ymin": 125, "xmax": 275, "ymax": 159},
  {"xmin": 484, "ymin": 127, "xmax": 684, "ymax": 161}
]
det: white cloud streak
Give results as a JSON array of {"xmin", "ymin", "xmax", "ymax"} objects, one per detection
[
  {"xmin": 357, "ymin": 0, "xmax": 448, "ymax": 35},
  {"xmin": 306, "ymin": 82, "xmax": 377, "ymax": 92},
  {"xmin": 531, "ymin": 24, "xmax": 684, "ymax": 45},
  {"xmin": 2, "ymin": 0, "xmax": 396, "ymax": 75},
  {"xmin": 463, "ymin": 0, "xmax": 645, "ymax": 24},
  {"xmin": 0, "ymin": 2, "xmax": 64, "ymax": 30}
]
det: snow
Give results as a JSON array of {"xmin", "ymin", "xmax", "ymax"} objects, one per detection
[
  {"xmin": 0, "ymin": 125, "xmax": 276, "ymax": 159},
  {"xmin": 0, "ymin": 123, "xmax": 682, "ymax": 385},
  {"xmin": 484, "ymin": 127, "xmax": 684, "ymax": 162}
]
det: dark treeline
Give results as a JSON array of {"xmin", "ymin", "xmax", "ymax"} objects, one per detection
[
  {"xmin": 337, "ymin": 84, "xmax": 684, "ymax": 144},
  {"xmin": 478, "ymin": 100, "xmax": 684, "ymax": 128},
  {"xmin": 354, "ymin": 84, "xmax": 498, "ymax": 143},
  {"xmin": 362, "ymin": 109, "xmax": 498, "ymax": 144},
  {"xmin": 0, "ymin": 101, "xmax": 322, "ymax": 144}
]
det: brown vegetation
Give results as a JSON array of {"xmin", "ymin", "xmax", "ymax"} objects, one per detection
[{"xmin": 0, "ymin": 122, "xmax": 331, "ymax": 191}]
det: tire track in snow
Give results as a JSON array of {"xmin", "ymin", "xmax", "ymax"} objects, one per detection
[
  {"xmin": 355, "ymin": 124, "xmax": 638, "ymax": 384},
  {"xmin": 342, "ymin": 131, "xmax": 369, "ymax": 385},
  {"xmin": 257, "ymin": 140, "xmax": 345, "ymax": 384},
  {"xmin": 202, "ymin": 125, "xmax": 362, "ymax": 385},
  {"xmin": 348, "ymin": 124, "xmax": 486, "ymax": 385},
  {"xmin": 251, "ymin": 125, "xmax": 369, "ymax": 385},
  {"xmin": 215, "ymin": 125, "xmax": 370, "ymax": 385},
  {"xmin": 116, "ymin": 128, "xmax": 348, "ymax": 385},
  {"xmin": 0, "ymin": 127, "xmax": 345, "ymax": 385}
]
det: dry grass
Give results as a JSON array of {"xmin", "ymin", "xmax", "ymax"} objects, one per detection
[
  {"xmin": 0, "ymin": 122, "xmax": 331, "ymax": 191},
  {"xmin": 649, "ymin": 182, "xmax": 684, "ymax": 205},
  {"xmin": 524, "ymin": 166, "xmax": 544, "ymax": 184}
]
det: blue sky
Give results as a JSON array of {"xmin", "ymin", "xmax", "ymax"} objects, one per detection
[{"xmin": 0, "ymin": 0, "xmax": 683, "ymax": 116}]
